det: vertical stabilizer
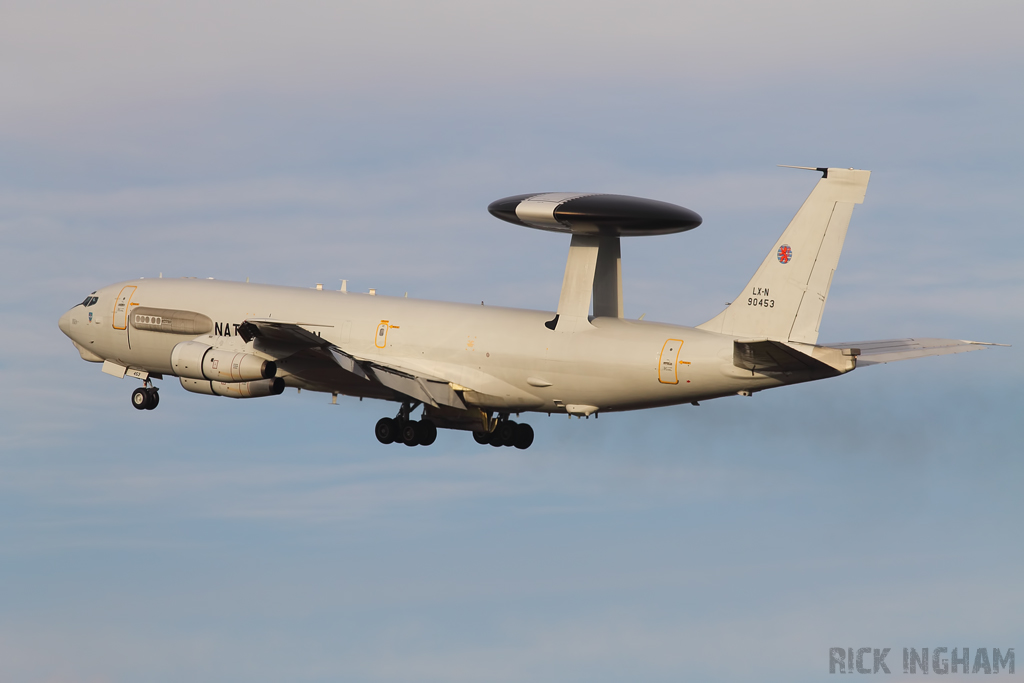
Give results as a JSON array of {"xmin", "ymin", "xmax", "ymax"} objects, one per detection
[{"xmin": 697, "ymin": 167, "xmax": 870, "ymax": 344}]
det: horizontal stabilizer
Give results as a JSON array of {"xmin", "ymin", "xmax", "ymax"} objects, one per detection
[
  {"xmin": 734, "ymin": 339, "xmax": 856, "ymax": 376},
  {"xmin": 819, "ymin": 338, "xmax": 1005, "ymax": 366}
]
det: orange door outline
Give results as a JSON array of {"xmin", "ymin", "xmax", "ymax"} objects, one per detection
[
  {"xmin": 658, "ymin": 339, "xmax": 684, "ymax": 384},
  {"xmin": 375, "ymin": 320, "xmax": 389, "ymax": 348},
  {"xmin": 112, "ymin": 286, "xmax": 137, "ymax": 330}
]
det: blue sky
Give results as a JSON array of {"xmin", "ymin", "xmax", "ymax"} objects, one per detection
[{"xmin": 1, "ymin": 2, "xmax": 1022, "ymax": 681}]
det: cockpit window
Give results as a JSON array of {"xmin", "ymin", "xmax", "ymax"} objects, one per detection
[{"xmin": 79, "ymin": 293, "xmax": 99, "ymax": 307}]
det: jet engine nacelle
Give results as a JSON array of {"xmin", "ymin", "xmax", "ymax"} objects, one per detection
[
  {"xmin": 170, "ymin": 341, "xmax": 276, "ymax": 382},
  {"xmin": 179, "ymin": 377, "xmax": 286, "ymax": 398}
]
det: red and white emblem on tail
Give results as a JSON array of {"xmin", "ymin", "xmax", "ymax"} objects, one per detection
[{"xmin": 777, "ymin": 244, "xmax": 793, "ymax": 264}]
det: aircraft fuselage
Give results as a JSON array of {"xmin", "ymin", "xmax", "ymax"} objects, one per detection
[{"xmin": 59, "ymin": 277, "xmax": 797, "ymax": 415}]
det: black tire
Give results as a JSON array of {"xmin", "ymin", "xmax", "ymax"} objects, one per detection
[
  {"xmin": 417, "ymin": 420, "xmax": 437, "ymax": 446},
  {"xmin": 131, "ymin": 387, "xmax": 149, "ymax": 410},
  {"xmin": 496, "ymin": 420, "xmax": 517, "ymax": 447},
  {"xmin": 375, "ymin": 417, "xmax": 397, "ymax": 444},
  {"xmin": 513, "ymin": 423, "xmax": 534, "ymax": 450},
  {"xmin": 401, "ymin": 422, "xmax": 420, "ymax": 447},
  {"xmin": 488, "ymin": 431, "xmax": 504, "ymax": 447},
  {"xmin": 145, "ymin": 389, "xmax": 159, "ymax": 410},
  {"xmin": 472, "ymin": 430, "xmax": 490, "ymax": 445}
]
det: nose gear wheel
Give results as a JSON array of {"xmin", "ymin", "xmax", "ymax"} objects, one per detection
[{"xmin": 131, "ymin": 386, "xmax": 159, "ymax": 411}]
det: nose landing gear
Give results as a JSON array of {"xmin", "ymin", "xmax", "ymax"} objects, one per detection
[{"xmin": 130, "ymin": 380, "xmax": 160, "ymax": 411}]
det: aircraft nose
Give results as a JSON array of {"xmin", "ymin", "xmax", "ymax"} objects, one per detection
[{"xmin": 58, "ymin": 309, "xmax": 73, "ymax": 338}]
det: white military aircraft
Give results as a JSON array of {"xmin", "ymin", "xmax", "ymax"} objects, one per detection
[{"xmin": 58, "ymin": 167, "xmax": 1001, "ymax": 449}]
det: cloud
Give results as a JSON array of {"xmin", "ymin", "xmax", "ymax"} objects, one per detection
[{"xmin": 2, "ymin": 1, "xmax": 1022, "ymax": 145}]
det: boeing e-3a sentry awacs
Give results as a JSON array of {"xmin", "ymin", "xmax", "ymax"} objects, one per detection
[{"xmin": 58, "ymin": 167, "xmax": 1003, "ymax": 449}]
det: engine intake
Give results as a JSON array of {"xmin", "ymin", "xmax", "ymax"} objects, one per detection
[
  {"xmin": 170, "ymin": 341, "xmax": 276, "ymax": 382},
  {"xmin": 180, "ymin": 377, "xmax": 285, "ymax": 398}
]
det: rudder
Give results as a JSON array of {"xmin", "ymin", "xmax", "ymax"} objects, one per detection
[{"xmin": 697, "ymin": 167, "xmax": 870, "ymax": 344}]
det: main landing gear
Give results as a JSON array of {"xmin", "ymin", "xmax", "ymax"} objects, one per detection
[
  {"xmin": 375, "ymin": 402, "xmax": 438, "ymax": 447},
  {"xmin": 373, "ymin": 405, "xmax": 535, "ymax": 449},
  {"xmin": 472, "ymin": 415, "xmax": 534, "ymax": 449},
  {"xmin": 131, "ymin": 381, "xmax": 159, "ymax": 411}
]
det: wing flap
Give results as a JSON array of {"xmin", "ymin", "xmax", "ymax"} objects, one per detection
[
  {"xmin": 326, "ymin": 347, "xmax": 369, "ymax": 380},
  {"xmin": 819, "ymin": 338, "xmax": 1004, "ymax": 366},
  {"xmin": 368, "ymin": 369, "xmax": 466, "ymax": 410},
  {"xmin": 239, "ymin": 318, "xmax": 466, "ymax": 409}
]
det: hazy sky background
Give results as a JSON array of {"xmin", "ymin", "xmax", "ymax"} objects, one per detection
[{"xmin": 1, "ymin": 2, "xmax": 1022, "ymax": 682}]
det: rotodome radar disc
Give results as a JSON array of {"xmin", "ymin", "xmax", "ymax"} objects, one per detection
[{"xmin": 488, "ymin": 192, "xmax": 702, "ymax": 236}]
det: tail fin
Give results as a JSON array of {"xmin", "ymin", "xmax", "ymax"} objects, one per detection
[{"xmin": 697, "ymin": 167, "xmax": 870, "ymax": 344}]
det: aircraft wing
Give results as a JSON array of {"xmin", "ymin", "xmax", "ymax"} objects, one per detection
[
  {"xmin": 236, "ymin": 318, "xmax": 467, "ymax": 409},
  {"xmin": 819, "ymin": 338, "xmax": 1005, "ymax": 366},
  {"xmin": 235, "ymin": 318, "xmax": 329, "ymax": 355}
]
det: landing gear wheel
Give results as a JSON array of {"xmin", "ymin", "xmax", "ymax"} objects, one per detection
[
  {"xmin": 513, "ymin": 423, "xmax": 534, "ymax": 450},
  {"xmin": 145, "ymin": 389, "xmax": 159, "ymax": 410},
  {"xmin": 497, "ymin": 420, "xmax": 518, "ymax": 447},
  {"xmin": 488, "ymin": 431, "xmax": 505, "ymax": 447},
  {"xmin": 472, "ymin": 431, "xmax": 490, "ymax": 445},
  {"xmin": 375, "ymin": 417, "xmax": 397, "ymax": 444},
  {"xmin": 401, "ymin": 422, "xmax": 420, "ymax": 447},
  {"xmin": 131, "ymin": 387, "xmax": 150, "ymax": 410},
  {"xmin": 417, "ymin": 420, "xmax": 437, "ymax": 446}
]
